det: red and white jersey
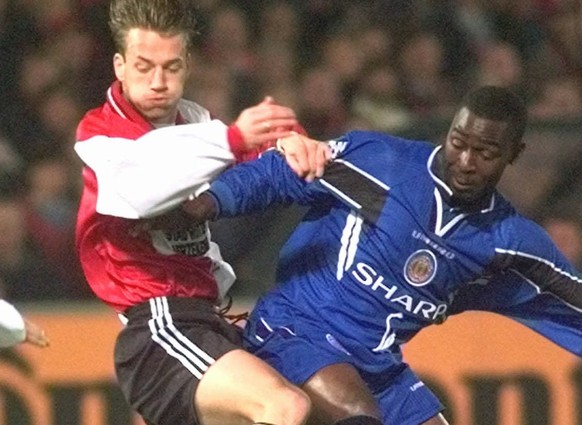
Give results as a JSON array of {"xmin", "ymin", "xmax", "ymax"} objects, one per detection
[{"xmin": 75, "ymin": 81, "xmax": 244, "ymax": 313}]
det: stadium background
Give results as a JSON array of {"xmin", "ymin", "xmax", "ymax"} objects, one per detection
[{"xmin": 0, "ymin": 0, "xmax": 581, "ymax": 424}]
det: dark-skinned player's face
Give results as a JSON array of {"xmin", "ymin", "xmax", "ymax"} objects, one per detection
[{"xmin": 441, "ymin": 107, "xmax": 523, "ymax": 206}]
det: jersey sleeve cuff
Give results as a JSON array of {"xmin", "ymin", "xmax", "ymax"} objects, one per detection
[
  {"xmin": 227, "ymin": 124, "xmax": 246, "ymax": 159},
  {"xmin": 207, "ymin": 180, "xmax": 236, "ymax": 218}
]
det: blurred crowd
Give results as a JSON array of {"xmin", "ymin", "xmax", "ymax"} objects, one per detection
[{"xmin": 0, "ymin": 0, "xmax": 581, "ymax": 302}]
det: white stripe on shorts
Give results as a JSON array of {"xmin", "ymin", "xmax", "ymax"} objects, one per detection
[{"xmin": 147, "ymin": 297, "xmax": 216, "ymax": 379}]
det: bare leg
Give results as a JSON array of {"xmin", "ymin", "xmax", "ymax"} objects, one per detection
[
  {"xmin": 302, "ymin": 363, "xmax": 381, "ymax": 425},
  {"xmin": 194, "ymin": 348, "xmax": 311, "ymax": 425}
]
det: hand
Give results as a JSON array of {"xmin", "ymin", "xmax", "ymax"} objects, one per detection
[
  {"xmin": 132, "ymin": 195, "xmax": 216, "ymax": 234},
  {"xmin": 181, "ymin": 193, "xmax": 217, "ymax": 223},
  {"xmin": 234, "ymin": 96, "xmax": 300, "ymax": 149},
  {"xmin": 24, "ymin": 319, "xmax": 49, "ymax": 348},
  {"xmin": 278, "ymin": 133, "xmax": 331, "ymax": 182}
]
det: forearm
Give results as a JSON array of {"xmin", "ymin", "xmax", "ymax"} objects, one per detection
[
  {"xmin": 207, "ymin": 152, "xmax": 322, "ymax": 218},
  {"xmin": 75, "ymin": 120, "xmax": 236, "ymax": 218}
]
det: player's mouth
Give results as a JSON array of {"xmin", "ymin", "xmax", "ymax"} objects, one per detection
[
  {"xmin": 147, "ymin": 97, "xmax": 170, "ymax": 105},
  {"xmin": 451, "ymin": 176, "xmax": 477, "ymax": 192}
]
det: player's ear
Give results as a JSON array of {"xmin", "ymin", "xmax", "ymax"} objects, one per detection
[{"xmin": 113, "ymin": 53, "xmax": 126, "ymax": 82}]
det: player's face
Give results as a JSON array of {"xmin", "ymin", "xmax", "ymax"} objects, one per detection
[
  {"xmin": 114, "ymin": 28, "xmax": 190, "ymax": 125},
  {"xmin": 442, "ymin": 107, "xmax": 522, "ymax": 206}
]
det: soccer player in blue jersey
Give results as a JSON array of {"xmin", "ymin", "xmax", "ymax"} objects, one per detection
[{"xmin": 172, "ymin": 86, "xmax": 582, "ymax": 425}]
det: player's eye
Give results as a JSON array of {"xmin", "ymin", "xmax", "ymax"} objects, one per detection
[
  {"xmin": 169, "ymin": 63, "xmax": 182, "ymax": 72},
  {"xmin": 450, "ymin": 137, "xmax": 465, "ymax": 149},
  {"xmin": 135, "ymin": 63, "xmax": 152, "ymax": 73},
  {"xmin": 480, "ymin": 150, "xmax": 500, "ymax": 161}
]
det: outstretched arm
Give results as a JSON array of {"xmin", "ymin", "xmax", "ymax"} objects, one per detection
[
  {"xmin": 145, "ymin": 134, "xmax": 331, "ymax": 233},
  {"xmin": 76, "ymin": 100, "xmax": 328, "ymax": 219},
  {"xmin": 0, "ymin": 300, "xmax": 49, "ymax": 348}
]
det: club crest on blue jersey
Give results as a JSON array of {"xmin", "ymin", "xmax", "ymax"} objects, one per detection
[{"xmin": 403, "ymin": 249, "xmax": 437, "ymax": 287}]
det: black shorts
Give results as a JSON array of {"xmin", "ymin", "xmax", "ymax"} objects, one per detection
[{"xmin": 114, "ymin": 296, "xmax": 243, "ymax": 425}]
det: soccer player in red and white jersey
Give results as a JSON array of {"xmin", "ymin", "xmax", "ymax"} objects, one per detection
[{"xmin": 74, "ymin": 1, "xmax": 328, "ymax": 424}]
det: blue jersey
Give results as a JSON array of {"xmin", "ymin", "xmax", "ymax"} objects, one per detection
[
  {"xmin": 209, "ymin": 130, "xmax": 582, "ymax": 359},
  {"xmin": 210, "ymin": 131, "xmax": 582, "ymax": 423}
]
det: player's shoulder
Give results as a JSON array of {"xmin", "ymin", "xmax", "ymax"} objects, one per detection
[
  {"xmin": 330, "ymin": 129, "xmax": 433, "ymax": 160},
  {"xmin": 491, "ymin": 199, "xmax": 552, "ymax": 250},
  {"xmin": 76, "ymin": 103, "xmax": 147, "ymax": 141},
  {"xmin": 76, "ymin": 104, "xmax": 110, "ymax": 141}
]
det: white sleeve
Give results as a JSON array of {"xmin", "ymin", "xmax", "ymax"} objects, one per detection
[
  {"xmin": 0, "ymin": 299, "xmax": 26, "ymax": 348},
  {"xmin": 74, "ymin": 119, "xmax": 236, "ymax": 218}
]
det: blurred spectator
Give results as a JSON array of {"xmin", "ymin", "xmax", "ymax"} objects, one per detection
[
  {"xmin": 44, "ymin": 22, "xmax": 105, "ymax": 109},
  {"xmin": 25, "ymin": 152, "xmax": 77, "ymax": 232},
  {"xmin": 529, "ymin": 76, "xmax": 582, "ymax": 121},
  {"xmin": 36, "ymin": 83, "xmax": 85, "ymax": 148},
  {"xmin": 397, "ymin": 31, "xmax": 457, "ymax": 118},
  {"xmin": 295, "ymin": 0, "xmax": 344, "ymax": 67},
  {"xmin": 257, "ymin": 1, "xmax": 301, "ymax": 49},
  {"xmin": 0, "ymin": 191, "xmax": 65, "ymax": 302},
  {"xmin": 253, "ymin": 1, "xmax": 302, "ymax": 110},
  {"xmin": 487, "ymin": 0, "xmax": 547, "ymax": 61},
  {"xmin": 420, "ymin": 0, "xmax": 490, "ymax": 88},
  {"xmin": 453, "ymin": 0, "xmax": 496, "ymax": 47},
  {"xmin": 540, "ymin": 0, "xmax": 582, "ymax": 76},
  {"xmin": 297, "ymin": 67, "xmax": 349, "ymax": 139},
  {"xmin": 255, "ymin": 45, "xmax": 300, "ymax": 112},
  {"xmin": 185, "ymin": 59, "xmax": 235, "ymax": 121},
  {"xmin": 0, "ymin": 132, "xmax": 23, "ymax": 183},
  {"xmin": 356, "ymin": 26, "xmax": 395, "ymax": 69},
  {"xmin": 472, "ymin": 40, "xmax": 530, "ymax": 100},
  {"xmin": 77, "ymin": 0, "xmax": 116, "ymax": 107},
  {"xmin": 319, "ymin": 33, "xmax": 365, "ymax": 104},
  {"xmin": 18, "ymin": 49, "xmax": 64, "ymax": 104},
  {"xmin": 26, "ymin": 0, "xmax": 75, "ymax": 36},
  {"xmin": 0, "ymin": 0, "xmax": 42, "ymax": 105},
  {"xmin": 23, "ymin": 148, "xmax": 87, "ymax": 297},
  {"xmin": 202, "ymin": 4, "xmax": 259, "ymax": 111},
  {"xmin": 350, "ymin": 63, "xmax": 414, "ymax": 133},
  {"xmin": 542, "ymin": 213, "xmax": 582, "ymax": 269}
]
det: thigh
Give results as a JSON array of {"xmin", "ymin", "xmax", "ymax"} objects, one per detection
[
  {"xmin": 302, "ymin": 363, "xmax": 382, "ymax": 425},
  {"xmin": 195, "ymin": 348, "xmax": 309, "ymax": 425},
  {"xmin": 115, "ymin": 298, "xmax": 242, "ymax": 425}
]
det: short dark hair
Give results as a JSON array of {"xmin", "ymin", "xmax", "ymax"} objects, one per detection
[
  {"xmin": 462, "ymin": 85, "xmax": 528, "ymax": 147},
  {"xmin": 109, "ymin": 0, "xmax": 198, "ymax": 54}
]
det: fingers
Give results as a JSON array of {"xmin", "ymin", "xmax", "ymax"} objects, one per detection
[
  {"xmin": 24, "ymin": 320, "xmax": 50, "ymax": 348},
  {"xmin": 234, "ymin": 97, "xmax": 299, "ymax": 148},
  {"xmin": 280, "ymin": 134, "xmax": 330, "ymax": 182},
  {"xmin": 261, "ymin": 96, "xmax": 274, "ymax": 104},
  {"xmin": 314, "ymin": 141, "xmax": 331, "ymax": 179},
  {"xmin": 284, "ymin": 135, "xmax": 309, "ymax": 179}
]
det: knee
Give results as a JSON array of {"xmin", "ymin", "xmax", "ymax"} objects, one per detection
[
  {"xmin": 250, "ymin": 383, "xmax": 311, "ymax": 425},
  {"xmin": 270, "ymin": 384, "xmax": 312, "ymax": 424}
]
